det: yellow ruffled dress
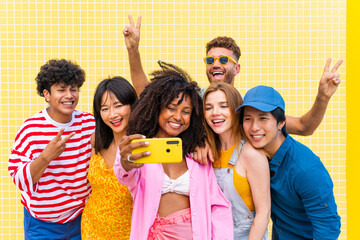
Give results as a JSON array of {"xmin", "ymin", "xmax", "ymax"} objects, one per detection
[{"xmin": 81, "ymin": 153, "xmax": 133, "ymax": 239}]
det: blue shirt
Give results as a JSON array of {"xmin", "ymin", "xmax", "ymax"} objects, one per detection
[{"xmin": 270, "ymin": 133, "xmax": 341, "ymax": 240}]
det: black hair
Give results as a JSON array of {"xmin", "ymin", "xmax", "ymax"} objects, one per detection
[
  {"xmin": 36, "ymin": 59, "xmax": 85, "ymax": 96},
  {"xmin": 271, "ymin": 107, "xmax": 287, "ymax": 135},
  {"xmin": 93, "ymin": 76, "xmax": 138, "ymax": 153},
  {"xmin": 128, "ymin": 61, "xmax": 206, "ymax": 157}
]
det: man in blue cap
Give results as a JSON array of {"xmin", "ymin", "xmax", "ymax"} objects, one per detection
[{"xmin": 237, "ymin": 85, "xmax": 341, "ymax": 240}]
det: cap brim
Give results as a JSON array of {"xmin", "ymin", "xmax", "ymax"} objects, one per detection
[{"xmin": 236, "ymin": 102, "xmax": 278, "ymax": 112}]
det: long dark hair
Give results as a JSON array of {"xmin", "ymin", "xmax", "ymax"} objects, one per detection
[
  {"xmin": 128, "ymin": 61, "xmax": 206, "ymax": 156},
  {"xmin": 93, "ymin": 76, "xmax": 138, "ymax": 153}
]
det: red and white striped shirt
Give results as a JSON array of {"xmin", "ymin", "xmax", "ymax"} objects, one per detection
[{"xmin": 8, "ymin": 109, "xmax": 95, "ymax": 223}]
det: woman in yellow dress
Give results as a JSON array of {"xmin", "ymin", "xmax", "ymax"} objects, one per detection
[{"xmin": 81, "ymin": 76, "xmax": 137, "ymax": 239}]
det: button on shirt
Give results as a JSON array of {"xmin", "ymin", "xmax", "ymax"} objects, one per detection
[{"xmin": 270, "ymin": 133, "xmax": 341, "ymax": 240}]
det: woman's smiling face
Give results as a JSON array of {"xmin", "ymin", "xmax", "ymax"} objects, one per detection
[{"xmin": 156, "ymin": 93, "xmax": 193, "ymax": 138}]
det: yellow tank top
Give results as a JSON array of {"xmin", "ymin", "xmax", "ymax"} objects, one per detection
[
  {"xmin": 213, "ymin": 143, "xmax": 255, "ymax": 211},
  {"xmin": 81, "ymin": 153, "xmax": 133, "ymax": 239}
]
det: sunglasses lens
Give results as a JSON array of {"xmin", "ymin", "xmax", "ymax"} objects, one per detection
[
  {"xmin": 205, "ymin": 57, "xmax": 215, "ymax": 65},
  {"xmin": 219, "ymin": 56, "xmax": 229, "ymax": 64}
]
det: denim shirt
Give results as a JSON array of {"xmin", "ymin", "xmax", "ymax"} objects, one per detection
[
  {"xmin": 214, "ymin": 139, "xmax": 268, "ymax": 240},
  {"xmin": 270, "ymin": 133, "xmax": 341, "ymax": 240}
]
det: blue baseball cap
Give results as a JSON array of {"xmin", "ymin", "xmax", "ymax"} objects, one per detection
[{"xmin": 236, "ymin": 85, "xmax": 285, "ymax": 112}]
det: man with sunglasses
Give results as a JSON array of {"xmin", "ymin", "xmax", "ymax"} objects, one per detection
[
  {"xmin": 123, "ymin": 15, "xmax": 343, "ymax": 162},
  {"xmin": 203, "ymin": 36, "xmax": 241, "ymax": 86}
]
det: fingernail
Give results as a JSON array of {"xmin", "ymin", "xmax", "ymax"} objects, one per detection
[
  {"xmin": 144, "ymin": 142, "xmax": 149, "ymax": 146},
  {"xmin": 146, "ymin": 151, "xmax": 151, "ymax": 156},
  {"xmin": 141, "ymin": 135, "xmax": 146, "ymax": 138}
]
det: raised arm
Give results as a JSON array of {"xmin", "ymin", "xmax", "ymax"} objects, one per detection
[
  {"xmin": 286, "ymin": 58, "xmax": 343, "ymax": 136},
  {"xmin": 123, "ymin": 15, "xmax": 150, "ymax": 95}
]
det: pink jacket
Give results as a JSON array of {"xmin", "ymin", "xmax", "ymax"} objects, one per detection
[{"xmin": 114, "ymin": 149, "xmax": 233, "ymax": 240}]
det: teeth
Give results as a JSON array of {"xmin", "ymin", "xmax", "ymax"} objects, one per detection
[
  {"xmin": 62, "ymin": 102, "xmax": 73, "ymax": 105},
  {"xmin": 111, "ymin": 119, "xmax": 122, "ymax": 124},
  {"xmin": 252, "ymin": 135, "xmax": 264, "ymax": 139},
  {"xmin": 212, "ymin": 120, "xmax": 224, "ymax": 123},
  {"xmin": 212, "ymin": 72, "xmax": 224, "ymax": 75},
  {"xmin": 169, "ymin": 122, "xmax": 181, "ymax": 127}
]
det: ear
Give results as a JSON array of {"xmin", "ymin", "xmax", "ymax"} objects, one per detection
[
  {"xmin": 43, "ymin": 89, "xmax": 50, "ymax": 103},
  {"xmin": 234, "ymin": 63, "xmax": 241, "ymax": 76},
  {"xmin": 278, "ymin": 120, "xmax": 286, "ymax": 131}
]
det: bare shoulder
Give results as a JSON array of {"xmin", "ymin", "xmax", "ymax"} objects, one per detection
[{"xmin": 240, "ymin": 141, "xmax": 268, "ymax": 167}]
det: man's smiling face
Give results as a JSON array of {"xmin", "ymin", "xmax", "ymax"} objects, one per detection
[{"xmin": 205, "ymin": 47, "xmax": 240, "ymax": 86}]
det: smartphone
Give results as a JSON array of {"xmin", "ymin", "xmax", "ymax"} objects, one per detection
[{"xmin": 130, "ymin": 138, "xmax": 183, "ymax": 163}]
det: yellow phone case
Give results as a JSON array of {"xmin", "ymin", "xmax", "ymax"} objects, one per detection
[{"xmin": 131, "ymin": 138, "xmax": 183, "ymax": 163}]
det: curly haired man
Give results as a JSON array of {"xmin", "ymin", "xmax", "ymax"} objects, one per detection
[{"xmin": 8, "ymin": 59, "xmax": 95, "ymax": 240}]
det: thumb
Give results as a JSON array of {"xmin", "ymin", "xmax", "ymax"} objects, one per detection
[
  {"xmin": 123, "ymin": 26, "xmax": 130, "ymax": 36},
  {"xmin": 326, "ymin": 72, "xmax": 339, "ymax": 81}
]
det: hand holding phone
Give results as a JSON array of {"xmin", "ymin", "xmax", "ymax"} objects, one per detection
[
  {"xmin": 131, "ymin": 138, "xmax": 183, "ymax": 163},
  {"xmin": 119, "ymin": 134, "xmax": 147, "ymax": 171}
]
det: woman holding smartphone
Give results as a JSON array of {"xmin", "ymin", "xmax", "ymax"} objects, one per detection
[
  {"xmin": 203, "ymin": 82, "xmax": 270, "ymax": 240},
  {"xmin": 81, "ymin": 77, "xmax": 137, "ymax": 239},
  {"xmin": 113, "ymin": 62, "xmax": 233, "ymax": 240}
]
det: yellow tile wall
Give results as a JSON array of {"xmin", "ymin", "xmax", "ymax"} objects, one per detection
[{"xmin": 0, "ymin": 0, "xmax": 346, "ymax": 239}]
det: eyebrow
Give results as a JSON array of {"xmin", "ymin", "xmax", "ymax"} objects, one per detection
[
  {"xmin": 169, "ymin": 103, "xmax": 192, "ymax": 109},
  {"xmin": 205, "ymin": 101, "xmax": 228, "ymax": 105},
  {"xmin": 101, "ymin": 100, "xmax": 121, "ymax": 106}
]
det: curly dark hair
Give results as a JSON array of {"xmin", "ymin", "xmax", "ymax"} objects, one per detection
[
  {"xmin": 36, "ymin": 59, "xmax": 86, "ymax": 97},
  {"xmin": 206, "ymin": 36, "xmax": 241, "ymax": 61},
  {"xmin": 128, "ymin": 61, "xmax": 206, "ymax": 157},
  {"xmin": 93, "ymin": 76, "xmax": 138, "ymax": 154}
]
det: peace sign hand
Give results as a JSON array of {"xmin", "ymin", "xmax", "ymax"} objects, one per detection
[
  {"xmin": 123, "ymin": 15, "xmax": 142, "ymax": 50},
  {"xmin": 41, "ymin": 128, "xmax": 76, "ymax": 163},
  {"xmin": 318, "ymin": 58, "xmax": 343, "ymax": 100}
]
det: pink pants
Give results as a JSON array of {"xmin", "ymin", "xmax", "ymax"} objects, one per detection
[{"xmin": 147, "ymin": 208, "xmax": 193, "ymax": 240}]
